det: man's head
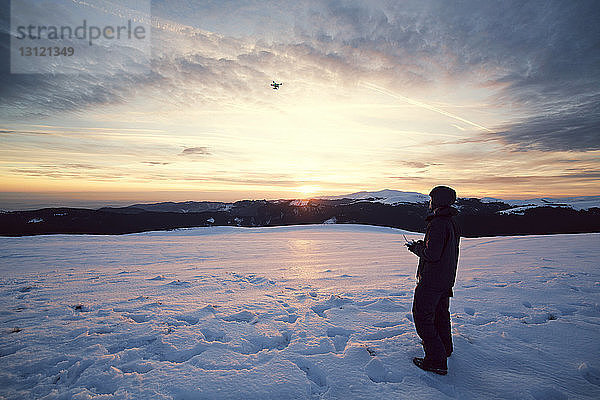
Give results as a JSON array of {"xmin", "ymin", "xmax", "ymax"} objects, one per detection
[{"xmin": 429, "ymin": 186, "xmax": 457, "ymax": 209}]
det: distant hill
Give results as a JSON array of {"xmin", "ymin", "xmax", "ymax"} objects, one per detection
[
  {"xmin": 1, "ymin": 190, "xmax": 599, "ymax": 237},
  {"xmin": 323, "ymin": 189, "xmax": 600, "ymax": 211},
  {"xmin": 319, "ymin": 189, "xmax": 430, "ymax": 205}
]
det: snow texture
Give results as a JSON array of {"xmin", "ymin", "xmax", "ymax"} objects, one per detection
[{"xmin": 0, "ymin": 224, "xmax": 599, "ymax": 399}]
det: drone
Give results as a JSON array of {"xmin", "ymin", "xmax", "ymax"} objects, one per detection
[{"xmin": 270, "ymin": 80, "xmax": 283, "ymax": 90}]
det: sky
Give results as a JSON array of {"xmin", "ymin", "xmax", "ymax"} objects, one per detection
[{"xmin": 1, "ymin": 0, "xmax": 599, "ymax": 208}]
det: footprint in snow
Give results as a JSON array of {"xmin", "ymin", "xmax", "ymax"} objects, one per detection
[
  {"xmin": 291, "ymin": 357, "xmax": 327, "ymax": 390},
  {"xmin": 522, "ymin": 312, "xmax": 558, "ymax": 324},
  {"xmin": 199, "ymin": 328, "xmax": 227, "ymax": 342},
  {"xmin": 366, "ymin": 358, "xmax": 403, "ymax": 383},
  {"xmin": 126, "ymin": 313, "xmax": 150, "ymax": 323},
  {"xmin": 172, "ymin": 314, "xmax": 199, "ymax": 325},
  {"xmin": 310, "ymin": 295, "xmax": 353, "ymax": 317},
  {"xmin": 222, "ymin": 310, "xmax": 256, "ymax": 323},
  {"xmin": 275, "ymin": 313, "xmax": 299, "ymax": 323},
  {"xmin": 326, "ymin": 327, "xmax": 353, "ymax": 352},
  {"xmin": 326, "ymin": 326, "xmax": 353, "ymax": 337}
]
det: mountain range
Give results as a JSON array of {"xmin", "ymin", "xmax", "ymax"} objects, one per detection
[{"xmin": 1, "ymin": 190, "xmax": 599, "ymax": 237}]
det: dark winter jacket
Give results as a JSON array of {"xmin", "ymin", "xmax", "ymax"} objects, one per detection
[{"xmin": 415, "ymin": 206, "xmax": 460, "ymax": 293}]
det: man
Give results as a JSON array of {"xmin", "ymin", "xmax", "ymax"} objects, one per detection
[{"xmin": 406, "ymin": 186, "xmax": 460, "ymax": 375}]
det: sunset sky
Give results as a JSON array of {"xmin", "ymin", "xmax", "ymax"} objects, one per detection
[{"xmin": 1, "ymin": 0, "xmax": 599, "ymax": 208}]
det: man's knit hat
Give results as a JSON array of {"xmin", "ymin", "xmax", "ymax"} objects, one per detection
[{"xmin": 429, "ymin": 186, "xmax": 457, "ymax": 208}]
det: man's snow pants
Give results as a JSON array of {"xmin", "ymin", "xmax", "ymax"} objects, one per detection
[{"xmin": 412, "ymin": 283, "xmax": 453, "ymax": 368}]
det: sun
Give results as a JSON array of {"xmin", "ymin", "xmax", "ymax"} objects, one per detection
[{"xmin": 297, "ymin": 185, "xmax": 321, "ymax": 198}]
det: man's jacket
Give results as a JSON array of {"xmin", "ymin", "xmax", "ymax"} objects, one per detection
[{"xmin": 414, "ymin": 206, "xmax": 460, "ymax": 293}]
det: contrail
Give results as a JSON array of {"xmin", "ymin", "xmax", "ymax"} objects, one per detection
[{"xmin": 359, "ymin": 81, "xmax": 495, "ymax": 133}]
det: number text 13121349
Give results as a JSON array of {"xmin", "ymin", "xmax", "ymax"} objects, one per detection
[{"xmin": 19, "ymin": 47, "xmax": 75, "ymax": 56}]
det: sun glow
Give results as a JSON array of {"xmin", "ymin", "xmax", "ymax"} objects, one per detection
[{"xmin": 297, "ymin": 185, "xmax": 321, "ymax": 198}]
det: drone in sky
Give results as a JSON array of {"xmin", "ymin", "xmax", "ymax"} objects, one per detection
[{"xmin": 270, "ymin": 80, "xmax": 283, "ymax": 90}]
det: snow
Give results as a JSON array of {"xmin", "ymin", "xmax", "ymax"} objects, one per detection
[
  {"xmin": 321, "ymin": 189, "xmax": 600, "ymax": 210},
  {"xmin": 481, "ymin": 196, "xmax": 600, "ymax": 211},
  {"xmin": 498, "ymin": 205, "xmax": 539, "ymax": 215},
  {"xmin": 220, "ymin": 204, "xmax": 233, "ymax": 212},
  {"xmin": 1, "ymin": 224, "xmax": 599, "ymax": 399},
  {"xmin": 320, "ymin": 189, "xmax": 429, "ymax": 205},
  {"xmin": 290, "ymin": 200, "xmax": 310, "ymax": 206}
]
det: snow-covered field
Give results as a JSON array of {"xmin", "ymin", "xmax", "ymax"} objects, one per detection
[{"xmin": 1, "ymin": 225, "xmax": 599, "ymax": 399}]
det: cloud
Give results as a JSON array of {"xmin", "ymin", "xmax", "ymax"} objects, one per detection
[
  {"xmin": 390, "ymin": 171, "xmax": 600, "ymax": 186},
  {"xmin": 180, "ymin": 146, "xmax": 211, "ymax": 156},
  {"xmin": 496, "ymin": 98, "xmax": 600, "ymax": 152},
  {"xmin": 1, "ymin": 0, "xmax": 599, "ymax": 154},
  {"xmin": 142, "ymin": 161, "xmax": 171, "ymax": 165},
  {"xmin": 0, "ymin": 67, "xmax": 162, "ymax": 118},
  {"xmin": 294, "ymin": 0, "xmax": 600, "ymax": 151},
  {"xmin": 63, "ymin": 163, "xmax": 97, "ymax": 170},
  {"xmin": 396, "ymin": 161, "xmax": 439, "ymax": 169},
  {"xmin": 9, "ymin": 164, "xmax": 123, "ymax": 180}
]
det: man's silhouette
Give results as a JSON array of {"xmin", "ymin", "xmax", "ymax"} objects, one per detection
[{"xmin": 407, "ymin": 186, "xmax": 460, "ymax": 375}]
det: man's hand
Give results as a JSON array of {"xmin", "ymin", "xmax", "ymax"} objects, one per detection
[{"xmin": 406, "ymin": 239, "xmax": 424, "ymax": 255}]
